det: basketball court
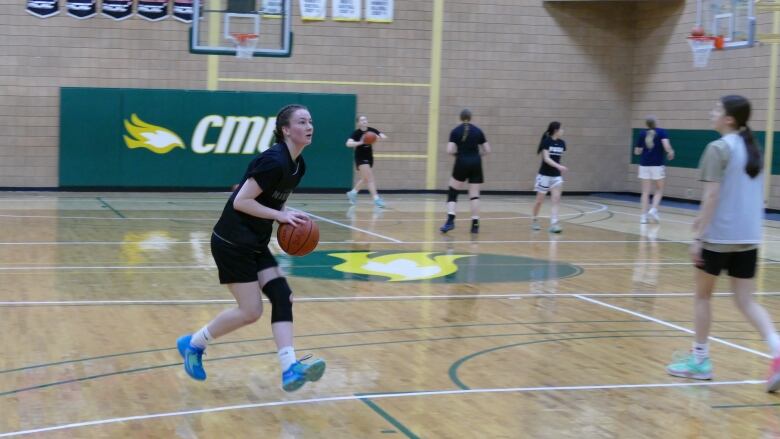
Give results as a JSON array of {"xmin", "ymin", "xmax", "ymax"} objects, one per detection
[
  {"xmin": 1, "ymin": 193, "xmax": 780, "ymax": 437},
  {"xmin": 4, "ymin": 0, "xmax": 780, "ymax": 436}
]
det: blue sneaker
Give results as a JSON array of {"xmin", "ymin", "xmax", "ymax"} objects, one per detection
[
  {"xmin": 346, "ymin": 190, "xmax": 357, "ymax": 205},
  {"xmin": 440, "ymin": 222, "xmax": 454, "ymax": 233},
  {"xmin": 177, "ymin": 334, "xmax": 207, "ymax": 381},
  {"xmin": 374, "ymin": 197, "xmax": 386, "ymax": 208},
  {"xmin": 282, "ymin": 354, "xmax": 326, "ymax": 392}
]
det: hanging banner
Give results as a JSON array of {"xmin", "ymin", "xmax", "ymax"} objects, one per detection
[
  {"xmin": 26, "ymin": 0, "xmax": 60, "ymax": 18},
  {"xmin": 172, "ymin": 0, "xmax": 192, "ymax": 22},
  {"xmin": 102, "ymin": 0, "xmax": 133, "ymax": 20},
  {"xmin": 66, "ymin": 0, "xmax": 96, "ymax": 18},
  {"xmin": 332, "ymin": 0, "xmax": 359, "ymax": 21},
  {"xmin": 365, "ymin": 0, "xmax": 391, "ymax": 22},
  {"xmin": 299, "ymin": 0, "xmax": 325, "ymax": 21},
  {"xmin": 263, "ymin": 0, "xmax": 282, "ymax": 17},
  {"xmin": 137, "ymin": 0, "xmax": 168, "ymax": 20}
]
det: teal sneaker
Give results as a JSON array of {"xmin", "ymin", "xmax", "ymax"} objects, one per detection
[
  {"xmin": 282, "ymin": 354, "xmax": 326, "ymax": 392},
  {"xmin": 666, "ymin": 351, "xmax": 712, "ymax": 380},
  {"xmin": 346, "ymin": 190, "xmax": 357, "ymax": 205},
  {"xmin": 374, "ymin": 197, "xmax": 386, "ymax": 208},
  {"xmin": 548, "ymin": 223, "xmax": 562, "ymax": 234},
  {"xmin": 177, "ymin": 334, "xmax": 207, "ymax": 381}
]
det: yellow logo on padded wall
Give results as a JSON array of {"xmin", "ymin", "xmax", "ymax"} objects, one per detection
[
  {"xmin": 328, "ymin": 252, "xmax": 473, "ymax": 282},
  {"xmin": 124, "ymin": 114, "xmax": 185, "ymax": 154},
  {"xmin": 124, "ymin": 114, "xmax": 279, "ymax": 155}
]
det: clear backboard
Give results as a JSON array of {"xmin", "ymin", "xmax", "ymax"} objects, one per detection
[
  {"xmin": 696, "ymin": 0, "xmax": 756, "ymax": 48},
  {"xmin": 190, "ymin": 0, "xmax": 292, "ymax": 57}
]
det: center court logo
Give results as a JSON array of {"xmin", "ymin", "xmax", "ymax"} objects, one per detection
[
  {"xmin": 279, "ymin": 251, "xmax": 582, "ymax": 283},
  {"xmin": 123, "ymin": 113, "xmax": 278, "ymax": 155}
]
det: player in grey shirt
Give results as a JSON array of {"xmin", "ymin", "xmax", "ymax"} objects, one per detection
[{"xmin": 666, "ymin": 95, "xmax": 780, "ymax": 392}]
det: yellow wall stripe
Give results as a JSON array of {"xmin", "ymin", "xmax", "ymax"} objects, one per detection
[
  {"xmin": 219, "ymin": 78, "xmax": 430, "ymax": 87},
  {"xmin": 425, "ymin": 0, "xmax": 445, "ymax": 189}
]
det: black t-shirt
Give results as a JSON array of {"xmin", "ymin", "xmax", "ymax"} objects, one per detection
[
  {"xmin": 350, "ymin": 127, "xmax": 382, "ymax": 155},
  {"xmin": 449, "ymin": 123, "xmax": 486, "ymax": 157},
  {"xmin": 538, "ymin": 136, "xmax": 566, "ymax": 177},
  {"xmin": 213, "ymin": 142, "xmax": 306, "ymax": 249}
]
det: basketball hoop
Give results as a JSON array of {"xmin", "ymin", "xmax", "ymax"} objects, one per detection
[
  {"xmin": 687, "ymin": 35, "xmax": 724, "ymax": 68},
  {"xmin": 229, "ymin": 33, "xmax": 258, "ymax": 59}
]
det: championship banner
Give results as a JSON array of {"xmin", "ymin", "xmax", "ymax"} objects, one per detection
[
  {"xmin": 66, "ymin": 0, "xmax": 96, "ymax": 18},
  {"xmin": 26, "ymin": 0, "xmax": 60, "ymax": 18},
  {"xmin": 262, "ymin": 0, "xmax": 282, "ymax": 17},
  {"xmin": 332, "ymin": 0, "xmax": 359, "ymax": 21},
  {"xmin": 102, "ymin": 0, "xmax": 133, "ymax": 20},
  {"xmin": 299, "ymin": 0, "xmax": 325, "ymax": 21},
  {"xmin": 137, "ymin": 0, "xmax": 168, "ymax": 20},
  {"xmin": 365, "ymin": 0, "xmax": 391, "ymax": 22},
  {"xmin": 172, "ymin": 0, "xmax": 192, "ymax": 22}
]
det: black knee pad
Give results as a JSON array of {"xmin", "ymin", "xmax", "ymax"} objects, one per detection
[
  {"xmin": 447, "ymin": 186, "xmax": 459, "ymax": 203},
  {"xmin": 262, "ymin": 277, "xmax": 293, "ymax": 323},
  {"xmin": 470, "ymin": 196, "xmax": 479, "ymax": 200}
]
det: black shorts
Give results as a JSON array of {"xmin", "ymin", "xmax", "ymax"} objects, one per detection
[
  {"xmin": 211, "ymin": 232, "xmax": 278, "ymax": 284},
  {"xmin": 355, "ymin": 148, "xmax": 373, "ymax": 169},
  {"xmin": 452, "ymin": 157, "xmax": 483, "ymax": 184},
  {"xmin": 699, "ymin": 248, "xmax": 758, "ymax": 279}
]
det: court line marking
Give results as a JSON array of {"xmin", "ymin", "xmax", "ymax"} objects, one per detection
[
  {"xmin": 575, "ymin": 295, "xmax": 773, "ymax": 359},
  {"xmin": 0, "ymin": 239, "xmax": 718, "ymax": 245},
  {"xmin": 3, "ymin": 291, "xmax": 780, "ymax": 306},
  {"xmin": 282, "ymin": 208, "xmax": 405, "ymax": 243},
  {"xmin": 0, "ymin": 380, "xmax": 761, "ymax": 437},
  {"xmin": 3, "ymin": 260, "xmax": 780, "ymax": 271}
]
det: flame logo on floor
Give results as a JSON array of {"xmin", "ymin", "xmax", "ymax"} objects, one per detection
[
  {"xmin": 328, "ymin": 251, "xmax": 473, "ymax": 282},
  {"xmin": 123, "ymin": 114, "xmax": 185, "ymax": 154}
]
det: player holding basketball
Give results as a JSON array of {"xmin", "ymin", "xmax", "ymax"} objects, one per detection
[
  {"xmin": 634, "ymin": 116, "xmax": 675, "ymax": 223},
  {"xmin": 439, "ymin": 109, "xmax": 491, "ymax": 234},
  {"xmin": 346, "ymin": 116, "xmax": 388, "ymax": 207},
  {"xmin": 177, "ymin": 104, "xmax": 326, "ymax": 392},
  {"xmin": 666, "ymin": 95, "xmax": 780, "ymax": 391},
  {"xmin": 531, "ymin": 121, "xmax": 567, "ymax": 233}
]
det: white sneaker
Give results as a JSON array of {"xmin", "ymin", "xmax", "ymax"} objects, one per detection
[
  {"xmin": 648, "ymin": 208, "xmax": 660, "ymax": 223},
  {"xmin": 532, "ymin": 220, "xmax": 541, "ymax": 231},
  {"xmin": 548, "ymin": 223, "xmax": 562, "ymax": 234},
  {"xmin": 346, "ymin": 190, "xmax": 357, "ymax": 205},
  {"xmin": 640, "ymin": 215, "xmax": 648, "ymax": 224}
]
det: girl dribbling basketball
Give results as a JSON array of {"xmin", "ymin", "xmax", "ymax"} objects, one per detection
[
  {"xmin": 346, "ymin": 116, "xmax": 388, "ymax": 208},
  {"xmin": 177, "ymin": 104, "xmax": 325, "ymax": 392}
]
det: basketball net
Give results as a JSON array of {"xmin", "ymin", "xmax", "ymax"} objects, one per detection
[
  {"xmin": 229, "ymin": 33, "xmax": 258, "ymax": 59},
  {"xmin": 687, "ymin": 35, "xmax": 722, "ymax": 68}
]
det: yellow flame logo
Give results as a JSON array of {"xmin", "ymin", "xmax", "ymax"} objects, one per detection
[
  {"xmin": 328, "ymin": 251, "xmax": 473, "ymax": 282},
  {"xmin": 123, "ymin": 114, "xmax": 185, "ymax": 154}
]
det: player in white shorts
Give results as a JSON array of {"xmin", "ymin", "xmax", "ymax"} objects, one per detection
[
  {"xmin": 531, "ymin": 121, "xmax": 568, "ymax": 233},
  {"xmin": 634, "ymin": 117, "xmax": 675, "ymax": 223}
]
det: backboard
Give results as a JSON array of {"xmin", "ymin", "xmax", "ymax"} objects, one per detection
[
  {"xmin": 696, "ymin": 0, "xmax": 756, "ymax": 48},
  {"xmin": 190, "ymin": 0, "xmax": 292, "ymax": 57}
]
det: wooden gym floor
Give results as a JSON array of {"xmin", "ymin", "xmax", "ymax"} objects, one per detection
[{"xmin": 1, "ymin": 192, "xmax": 780, "ymax": 438}]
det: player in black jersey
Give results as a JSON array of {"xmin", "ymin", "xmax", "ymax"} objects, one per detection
[
  {"xmin": 439, "ymin": 109, "xmax": 491, "ymax": 234},
  {"xmin": 345, "ymin": 115, "xmax": 388, "ymax": 207},
  {"xmin": 177, "ymin": 104, "xmax": 325, "ymax": 392},
  {"xmin": 532, "ymin": 121, "xmax": 568, "ymax": 233}
]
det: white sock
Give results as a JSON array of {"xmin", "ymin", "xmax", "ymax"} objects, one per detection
[
  {"xmin": 551, "ymin": 217, "xmax": 558, "ymax": 225},
  {"xmin": 693, "ymin": 342, "xmax": 709, "ymax": 362},
  {"xmin": 278, "ymin": 346, "xmax": 297, "ymax": 371},
  {"xmin": 373, "ymin": 195, "xmax": 380, "ymax": 200},
  {"xmin": 768, "ymin": 333, "xmax": 780, "ymax": 358},
  {"xmin": 348, "ymin": 189, "xmax": 357, "ymax": 195},
  {"xmin": 190, "ymin": 325, "xmax": 213, "ymax": 349},
  {"xmin": 472, "ymin": 216, "xmax": 479, "ymax": 220}
]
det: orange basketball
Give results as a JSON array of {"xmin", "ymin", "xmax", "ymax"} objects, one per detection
[
  {"xmin": 362, "ymin": 131, "xmax": 378, "ymax": 144},
  {"xmin": 277, "ymin": 217, "xmax": 319, "ymax": 256}
]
